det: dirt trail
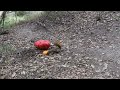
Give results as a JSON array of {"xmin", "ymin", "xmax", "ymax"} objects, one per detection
[{"xmin": 1, "ymin": 11, "xmax": 120, "ymax": 79}]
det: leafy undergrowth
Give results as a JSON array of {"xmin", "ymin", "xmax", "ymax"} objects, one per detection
[{"xmin": 0, "ymin": 11, "xmax": 44, "ymax": 29}]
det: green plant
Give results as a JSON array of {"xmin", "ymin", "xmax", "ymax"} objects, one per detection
[
  {"xmin": 15, "ymin": 11, "xmax": 26, "ymax": 17},
  {"xmin": 0, "ymin": 11, "xmax": 44, "ymax": 29}
]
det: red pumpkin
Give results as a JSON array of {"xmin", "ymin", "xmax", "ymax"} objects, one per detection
[{"xmin": 34, "ymin": 40, "xmax": 50, "ymax": 50}]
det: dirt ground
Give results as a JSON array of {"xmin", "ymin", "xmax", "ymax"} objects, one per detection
[{"xmin": 1, "ymin": 11, "xmax": 120, "ymax": 79}]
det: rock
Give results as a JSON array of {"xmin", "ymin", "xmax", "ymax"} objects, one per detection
[
  {"xmin": 91, "ymin": 64, "xmax": 95, "ymax": 68},
  {"xmin": 12, "ymin": 72, "xmax": 16, "ymax": 77},
  {"xmin": 21, "ymin": 71, "xmax": 26, "ymax": 75}
]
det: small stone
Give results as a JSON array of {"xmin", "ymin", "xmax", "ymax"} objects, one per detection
[
  {"xmin": 84, "ymin": 57, "xmax": 89, "ymax": 59},
  {"xmin": 50, "ymin": 57, "xmax": 54, "ymax": 60},
  {"xmin": 102, "ymin": 63, "xmax": 108, "ymax": 71},
  {"xmin": 85, "ymin": 64, "xmax": 89, "ymax": 67},
  {"xmin": 29, "ymin": 64, "xmax": 33, "ymax": 66},
  {"xmin": 12, "ymin": 72, "xmax": 16, "ymax": 77},
  {"xmin": 116, "ymin": 74, "xmax": 119, "ymax": 77},
  {"xmin": 40, "ymin": 69, "xmax": 44, "ymax": 71},
  {"xmin": 94, "ymin": 58, "xmax": 98, "ymax": 60},
  {"xmin": 51, "ymin": 43, "xmax": 54, "ymax": 45},
  {"xmin": 98, "ymin": 59, "xmax": 103, "ymax": 62},
  {"xmin": 68, "ymin": 57, "xmax": 72, "ymax": 60},
  {"xmin": 61, "ymin": 65, "xmax": 68, "ymax": 67},
  {"xmin": 0, "ymin": 59, "xmax": 3, "ymax": 63},
  {"xmin": 80, "ymin": 68, "xmax": 85, "ymax": 72},
  {"xmin": 75, "ymin": 54, "xmax": 78, "ymax": 56},
  {"xmin": 104, "ymin": 72, "xmax": 110, "ymax": 76},
  {"xmin": 99, "ymin": 63, "xmax": 102, "ymax": 65},
  {"xmin": 109, "ymin": 45, "xmax": 112, "ymax": 48},
  {"xmin": 79, "ymin": 40, "xmax": 82, "ymax": 43},
  {"xmin": 98, "ymin": 76, "xmax": 104, "ymax": 79},
  {"xmin": 44, "ymin": 58, "xmax": 48, "ymax": 60},
  {"xmin": 21, "ymin": 71, "xmax": 26, "ymax": 75},
  {"xmin": 91, "ymin": 64, "xmax": 95, "ymax": 68},
  {"xmin": 41, "ymin": 57, "xmax": 44, "ymax": 59},
  {"xmin": 117, "ymin": 60, "xmax": 120, "ymax": 64},
  {"xmin": 96, "ymin": 46, "xmax": 100, "ymax": 48},
  {"xmin": 95, "ymin": 68, "xmax": 101, "ymax": 72},
  {"xmin": 102, "ymin": 53, "xmax": 105, "ymax": 55},
  {"xmin": 72, "ymin": 34, "xmax": 76, "ymax": 37}
]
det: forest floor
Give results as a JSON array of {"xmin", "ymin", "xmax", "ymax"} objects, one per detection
[{"xmin": 1, "ymin": 11, "xmax": 120, "ymax": 79}]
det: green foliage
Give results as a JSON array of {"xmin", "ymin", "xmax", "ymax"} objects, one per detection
[
  {"xmin": 0, "ymin": 11, "xmax": 44, "ymax": 29},
  {"xmin": 0, "ymin": 12, "xmax": 26, "ymax": 29},
  {"xmin": 15, "ymin": 11, "xmax": 27, "ymax": 17}
]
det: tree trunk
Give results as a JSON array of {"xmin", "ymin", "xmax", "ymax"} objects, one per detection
[{"xmin": 0, "ymin": 11, "xmax": 7, "ymax": 29}]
